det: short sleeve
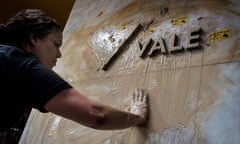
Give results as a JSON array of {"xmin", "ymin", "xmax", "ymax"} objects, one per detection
[
  {"xmin": 1, "ymin": 45, "xmax": 72, "ymax": 113},
  {"xmin": 21, "ymin": 58, "xmax": 72, "ymax": 112},
  {"xmin": 0, "ymin": 45, "xmax": 74, "ymax": 130}
]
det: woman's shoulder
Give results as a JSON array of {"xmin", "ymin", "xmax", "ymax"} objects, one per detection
[
  {"xmin": 0, "ymin": 44, "xmax": 32, "ymax": 57},
  {"xmin": 0, "ymin": 44, "xmax": 23, "ymax": 51},
  {"xmin": 0, "ymin": 44, "xmax": 36, "ymax": 68}
]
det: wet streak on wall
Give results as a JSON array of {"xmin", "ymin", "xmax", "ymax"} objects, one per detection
[{"xmin": 20, "ymin": 0, "xmax": 240, "ymax": 144}]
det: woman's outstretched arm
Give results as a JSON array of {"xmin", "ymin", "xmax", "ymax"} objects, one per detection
[{"xmin": 44, "ymin": 88, "xmax": 148, "ymax": 130}]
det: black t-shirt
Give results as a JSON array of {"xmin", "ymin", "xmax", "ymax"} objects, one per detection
[{"xmin": 0, "ymin": 44, "xmax": 72, "ymax": 131}]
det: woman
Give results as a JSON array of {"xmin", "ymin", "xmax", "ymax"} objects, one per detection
[{"xmin": 0, "ymin": 9, "xmax": 148, "ymax": 143}]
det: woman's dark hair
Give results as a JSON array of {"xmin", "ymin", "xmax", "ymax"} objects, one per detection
[{"xmin": 0, "ymin": 9, "xmax": 61, "ymax": 48}]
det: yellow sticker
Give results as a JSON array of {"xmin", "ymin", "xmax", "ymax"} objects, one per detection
[
  {"xmin": 117, "ymin": 23, "xmax": 128, "ymax": 30},
  {"xmin": 146, "ymin": 25, "xmax": 156, "ymax": 35},
  {"xmin": 171, "ymin": 16, "xmax": 188, "ymax": 27},
  {"xmin": 209, "ymin": 27, "xmax": 231, "ymax": 43}
]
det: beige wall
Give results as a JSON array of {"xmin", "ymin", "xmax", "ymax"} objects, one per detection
[{"xmin": 20, "ymin": 0, "xmax": 240, "ymax": 143}]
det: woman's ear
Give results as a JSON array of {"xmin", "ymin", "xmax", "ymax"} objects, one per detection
[
  {"xmin": 29, "ymin": 33, "xmax": 38, "ymax": 46},
  {"xmin": 23, "ymin": 34, "xmax": 38, "ymax": 52}
]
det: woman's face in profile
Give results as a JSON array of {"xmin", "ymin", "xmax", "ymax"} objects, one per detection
[{"xmin": 30, "ymin": 30, "xmax": 63, "ymax": 69}]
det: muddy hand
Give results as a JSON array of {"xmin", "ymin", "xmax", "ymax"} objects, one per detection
[{"xmin": 129, "ymin": 89, "xmax": 148, "ymax": 124}]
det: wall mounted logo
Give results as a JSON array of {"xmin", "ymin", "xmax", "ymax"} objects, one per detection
[
  {"xmin": 100, "ymin": 24, "xmax": 202, "ymax": 71},
  {"xmin": 91, "ymin": 17, "xmax": 231, "ymax": 71},
  {"xmin": 137, "ymin": 27, "xmax": 202, "ymax": 58}
]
